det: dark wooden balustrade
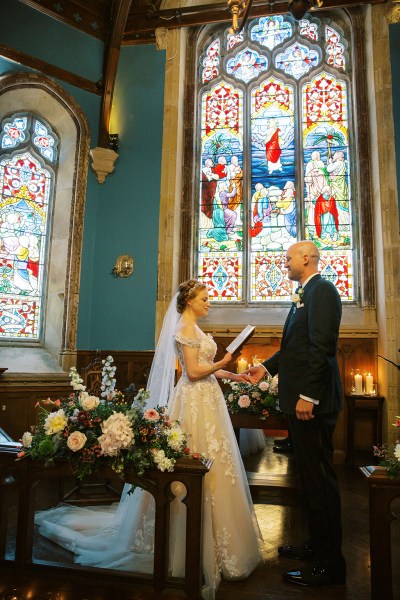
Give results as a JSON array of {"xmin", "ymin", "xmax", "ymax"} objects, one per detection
[
  {"xmin": 0, "ymin": 454, "xmax": 211, "ymax": 600},
  {"xmin": 361, "ymin": 465, "xmax": 400, "ymax": 600}
]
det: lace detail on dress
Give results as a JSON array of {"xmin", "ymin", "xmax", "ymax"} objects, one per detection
[
  {"xmin": 174, "ymin": 333, "xmax": 201, "ymax": 348},
  {"xmin": 215, "ymin": 528, "xmax": 240, "ymax": 577},
  {"xmin": 205, "ymin": 422, "xmax": 237, "ymax": 485}
]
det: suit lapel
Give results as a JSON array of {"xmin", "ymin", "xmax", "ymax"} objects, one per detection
[{"xmin": 281, "ymin": 305, "xmax": 295, "ymax": 346}]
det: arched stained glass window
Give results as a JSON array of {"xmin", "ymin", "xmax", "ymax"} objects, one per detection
[
  {"xmin": 0, "ymin": 113, "xmax": 58, "ymax": 340},
  {"xmin": 196, "ymin": 14, "xmax": 354, "ymax": 303}
]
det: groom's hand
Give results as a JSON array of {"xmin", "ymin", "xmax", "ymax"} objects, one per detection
[
  {"xmin": 295, "ymin": 398, "xmax": 315, "ymax": 420},
  {"xmin": 243, "ymin": 365, "xmax": 265, "ymax": 384}
]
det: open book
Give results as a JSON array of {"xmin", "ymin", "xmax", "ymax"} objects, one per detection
[{"xmin": 226, "ymin": 325, "xmax": 256, "ymax": 354}]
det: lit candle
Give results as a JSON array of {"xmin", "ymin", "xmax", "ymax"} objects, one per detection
[
  {"xmin": 237, "ymin": 357, "xmax": 247, "ymax": 373},
  {"xmin": 354, "ymin": 372, "xmax": 363, "ymax": 395},
  {"xmin": 365, "ymin": 373, "xmax": 374, "ymax": 395}
]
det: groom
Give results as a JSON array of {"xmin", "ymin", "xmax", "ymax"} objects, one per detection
[{"xmin": 246, "ymin": 240, "xmax": 346, "ymax": 586}]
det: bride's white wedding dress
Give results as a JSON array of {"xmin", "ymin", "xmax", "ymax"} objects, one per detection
[{"xmin": 35, "ymin": 332, "xmax": 263, "ymax": 599}]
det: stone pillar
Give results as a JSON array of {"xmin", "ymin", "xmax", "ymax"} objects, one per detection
[
  {"xmin": 364, "ymin": 4, "xmax": 400, "ymax": 441},
  {"xmin": 155, "ymin": 27, "xmax": 188, "ymax": 340}
]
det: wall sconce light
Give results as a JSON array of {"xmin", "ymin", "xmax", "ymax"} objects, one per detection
[{"xmin": 112, "ymin": 255, "xmax": 134, "ymax": 278}]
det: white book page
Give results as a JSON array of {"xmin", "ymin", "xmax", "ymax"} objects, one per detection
[{"xmin": 226, "ymin": 325, "xmax": 255, "ymax": 354}]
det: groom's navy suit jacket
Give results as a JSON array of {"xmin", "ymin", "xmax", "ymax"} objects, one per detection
[{"xmin": 263, "ymin": 274, "xmax": 342, "ymax": 415}]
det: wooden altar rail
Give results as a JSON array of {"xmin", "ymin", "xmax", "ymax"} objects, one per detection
[
  {"xmin": 360, "ymin": 465, "xmax": 400, "ymax": 600},
  {"xmin": 0, "ymin": 455, "xmax": 211, "ymax": 600}
]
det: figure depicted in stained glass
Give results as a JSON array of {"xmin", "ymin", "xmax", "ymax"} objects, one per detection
[
  {"xmin": 201, "ymin": 158, "xmax": 218, "ymax": 221},
  {"xmin": 314, "ymin": 185, "xmax": 339, "ymax": 242},
  {"xmin": 326, "ymin": 150, "xmax": 349, "ymax": 230},
  {"xmin": 0, "ymin": 203, "xmax": 40, "ymax": 295},
  {"xmin": 251, "ymin": 183, "xmax": 271, "ymax": 238},
  {"xmin": 265, "ymin": 118, "xmax": 283, "ymax": 174},
  {"xmin": 276, "ymin": 43, "xmax": 319, "ymax": 79},
  {"xmin": 227, "ymin": 48, "xmax": 268, "ymax": 83},
  {"xmin": 227, "ymin": 156, "xmax": 242, "ymax": 210},
  {"xmin": 304, "ymin": 151, "xmax": 329, "ymax": 227},
  {"xmin": 276, "ymin": 181, "xmax": 297, "ymax": 239},
  {"xmin": 251, "ymin": 16, "xmax": 292, "ymax": 50}
]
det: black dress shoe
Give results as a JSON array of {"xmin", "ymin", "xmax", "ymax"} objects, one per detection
[
  {"xmin": 273, "ymin": 441, "xmax": 293, "ymax": 453},
  {"xmin": 283, "ymin": 562, "xmax": 346, "ymax": 586},
  {"xmin": 278, "ymin": 542, "xmax": 313, "ymax": 560},
  {"xmin": 273, "ymin": 436, "xmax": 289, "ymax": 445}
]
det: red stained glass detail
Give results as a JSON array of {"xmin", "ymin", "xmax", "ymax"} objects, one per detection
[
  {"xmin": 8, "ymin": 127, "xmax": 22, "ymax": 140},
  {"xmin": 37, "ymin": 136, "xmax": 50, "ymax": 148},
  {"xmin": 199, "ymin": 255, "xmax": 241, "ymax": 300},
  {"xmin": 0, "ymin": 297, "xmax": 39, "ymax": 337},
  {"xmin": 319, "ymin": 254, "xmax": 350, "ymax": 299},
  {"xmin": 305, "ymin": 74, "xmax": 344, "ymax": 128},
  {"xmin": 205, "ymin": 84, "xmax": 240, "ymax": 134},
  {"xmin": 254, "ymin": 80, "xmax": 290, "ymax": 112},
  {"xmin": 326, "ymin": 26, "xmax": 345, "ymax": 70},
  {"xmin": 253, "ymin": 254, "xmax": 292, "ymax": 299}
]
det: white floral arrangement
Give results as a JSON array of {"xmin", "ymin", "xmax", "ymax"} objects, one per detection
[
  {"xmin": 18, "ymin": 356, "xmax": 198, "ymax": 479},
  {"xmin": 223, "ymin": 375, "xmax": 279, "ymax": 419},
  {"xmin": 373, "ymin": 416, "xmax": 400, "ymax": 479}
]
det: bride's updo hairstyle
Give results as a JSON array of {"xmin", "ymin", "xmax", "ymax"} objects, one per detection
[{"xmin": 177, "ymin": 279, "xmax": 207, "ymax": 314}]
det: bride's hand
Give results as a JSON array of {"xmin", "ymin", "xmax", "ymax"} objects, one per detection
[{"xmin": 220, "ymin": 351, "xmax": 234, "ymax": 367}]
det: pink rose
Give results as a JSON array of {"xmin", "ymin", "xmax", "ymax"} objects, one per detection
[
  {"xmin": 144, "ymin": 409, "xmax": 160, "ymax": 421},
  {"xmin": 67, "ymin": 431, "xmax": 87, "ymax": 452},
  {"xmin": 238, "ymin": 394, "xmax": 250, "ymax": 408}
]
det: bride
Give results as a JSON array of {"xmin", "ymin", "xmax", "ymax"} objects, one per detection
[{"xmin": 35, "ymin": 279, "xmax": 264, "ymax": 599}]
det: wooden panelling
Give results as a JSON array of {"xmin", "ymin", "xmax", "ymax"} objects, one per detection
[
  {"xmin": 0, "ymin": 339, "xmax": 379, "ymax": 459},
  {"xmin": 0, "ymin": 376, "xmax": 71, "ymax": 442}
]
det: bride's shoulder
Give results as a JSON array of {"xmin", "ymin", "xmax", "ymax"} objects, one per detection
[{"xmin": 174, "ymin": 323, "xmax": 200, "ymax": 347}]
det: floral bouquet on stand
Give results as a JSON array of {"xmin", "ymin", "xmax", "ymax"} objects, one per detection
[
  {"xmin": 373, "ymin": 415, "xmax": 400, "ymax": 479},
  {"xmin": 223, "ymin": 375, "xmax": 279, "ymax": 419},
  {"xmin": 18, "ymin": 356, "xmax": 193, "ymax": 479}
]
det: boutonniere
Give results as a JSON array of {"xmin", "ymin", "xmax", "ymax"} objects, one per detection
[{"xmin": 290, "ymin": 286, "xmax": 304, "ymax": 308}]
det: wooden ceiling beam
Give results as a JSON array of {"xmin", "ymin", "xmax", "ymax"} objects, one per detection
[
  {"xmin": 98, "ymin": 0, "xmax": 132, "ymax": 148},
  {"xmin": 0, "ymin": 44, "xmax": 102, "ymax": 95},
  {"xmin": 123, "ymin": 0, "xmax": 386, "ymax": 41}
]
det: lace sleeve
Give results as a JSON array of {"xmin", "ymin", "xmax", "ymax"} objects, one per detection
[{"xmin": 174, "ymin": 333, "xmax": 201, "ymax": 348}]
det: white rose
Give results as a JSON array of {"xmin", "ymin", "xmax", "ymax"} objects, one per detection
[
  {"xmin": 22, "ymin": 431, "xmax": 33, "ymax": 448},
  {"xmin": 259, "ymin": 381, "xmax": 269, "ymax": 391},
  {"xmin": 67, "ymin": 431, "xmax": 87, "ymax": 452},
  {"xmin": 238, "ymin": 394, "xmax": 250, "ymax": 408},
  {"xmin": 80, "ymin": 395, "xmax": 100, "ymax": 411},
  {"xmin": 394, "ymin": 443, "xmax": 400, "ymax": 461}
]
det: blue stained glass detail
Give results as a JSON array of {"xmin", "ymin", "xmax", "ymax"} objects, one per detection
[
  {"xmin": 251, "ymin": 16, "xmax": 292, "ymax": 50},
  {"xmin": 226, "ymin": 48, "xmax": 268, "ymax": 83},
  {"xmin": 1, "ymin": 117, "xmax": 27, "ymax": 149},
  {"xmin": 212, "ymin": 263, "xmax": 229, "ymax": 292},
  {"xmin": 321, "ymin": 263, "xmax": 338, "ymax": 284},
  {"xmin": 33, "ymin": 120, "xmax": 57, "ymax": 161},
  {"xmin": 266, "ymin": 262, "xmax": 284, "ymax": 291},
  {"xmin": 275, "ymin": 43, "xmax": 320, "ymax": 79}
]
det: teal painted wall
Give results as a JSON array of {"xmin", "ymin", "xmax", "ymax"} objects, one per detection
[
  {"xmin": 84, "ymin": 45, "xmax": 165, "ymax": 350},
  {"xmin": 0, "ymin": 2, "xmax": 165, "ymax": 350},
  {"xmin": 389, "ymin": 23, "xmax": 400, "ymax": 215}
]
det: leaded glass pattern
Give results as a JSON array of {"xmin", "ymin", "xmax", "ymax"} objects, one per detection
[
  {"xmin": 197, "ymin": 14, "xmax": 354, "ymax": 303},
  {"xmin": 0, "ymin": 113, "xmax": 57, "ymax": 340}
]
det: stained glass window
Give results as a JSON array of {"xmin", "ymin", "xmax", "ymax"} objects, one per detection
[
  {"xmin": 196, "ymin": 14, "xmax": 354, "ymax": 303},
  {"xmin": 0, "ymin": 113, "xmax": 57, "ymax": 340}
]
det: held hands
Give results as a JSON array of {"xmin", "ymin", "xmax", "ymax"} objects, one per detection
[
  {"xmin": 243, "ymin": 364, "xmax": 266, "ymax": 384},
  {"xmin": 295, "ymin": 398, "xmax": 314, "ymax": 420}
]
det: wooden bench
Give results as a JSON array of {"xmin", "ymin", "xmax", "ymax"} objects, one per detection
[{"xmin": 0, "ymin": 455, "xmax": 211, "ymax": 600}]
